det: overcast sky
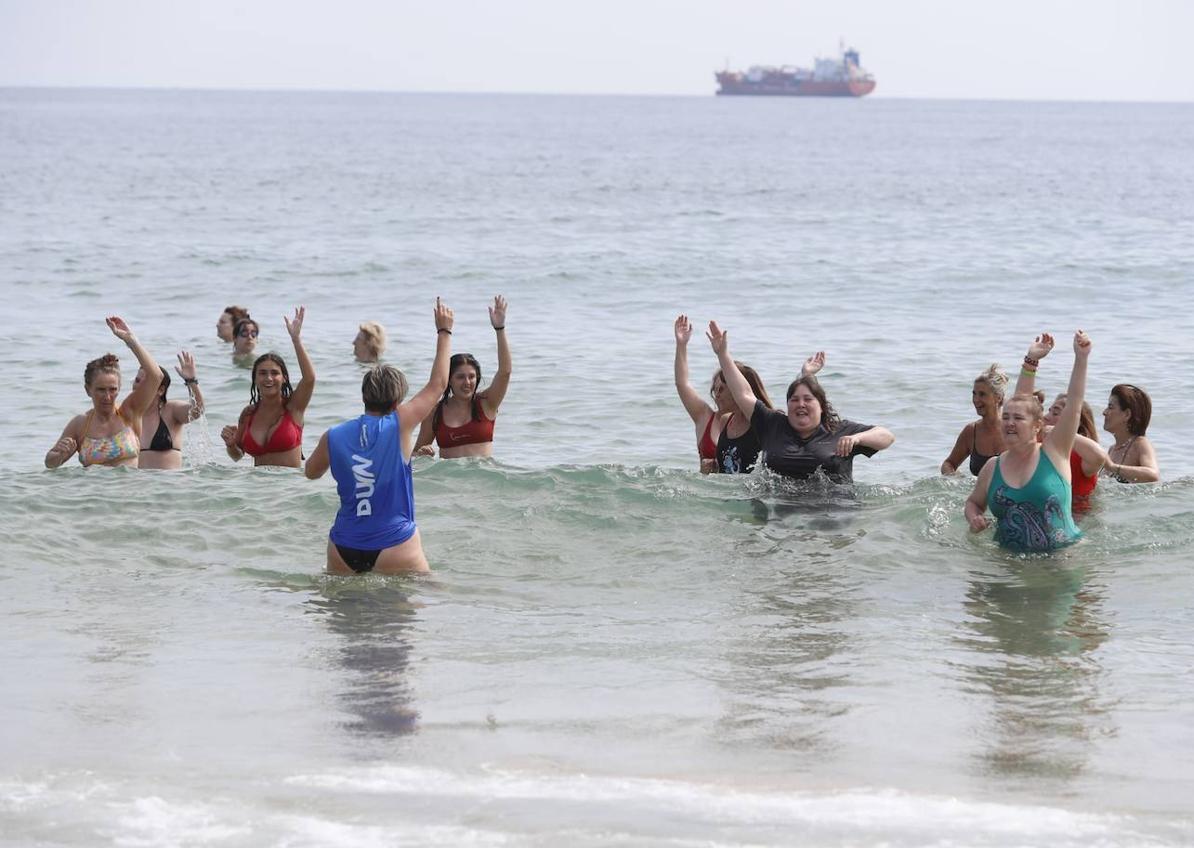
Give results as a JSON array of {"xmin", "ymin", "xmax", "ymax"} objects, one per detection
[{"xmin": 2, "ymin": 0, "xmax": 1192, "ymax": 101}]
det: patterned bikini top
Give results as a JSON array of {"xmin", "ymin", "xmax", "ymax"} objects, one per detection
[{"xmin": 79, "ymin": 408, "xmax": 140, "ymax": 467}]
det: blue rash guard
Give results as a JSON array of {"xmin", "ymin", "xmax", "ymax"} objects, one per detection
[{"xmin": 328, "ymin": 411, "xmax": 417, "ymax": 551}]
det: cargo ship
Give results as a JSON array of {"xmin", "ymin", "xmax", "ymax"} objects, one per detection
[{"xmin": 715, "ymin": 45, "xmax": 875, "ymax": 97}]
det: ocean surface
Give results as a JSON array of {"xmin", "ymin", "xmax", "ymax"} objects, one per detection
[{"xmin": 2, "ymin": 88, "xmax": 1194, "ymax": 846}]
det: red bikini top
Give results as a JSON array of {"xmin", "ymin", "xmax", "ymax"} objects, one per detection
[
  {"xmin": 242, "ymin": 408, "xmax": 303, "ymax": 456},
  {"xmin": 434, "ymin": 403, "xmax": 495, "ymax": 448},
  {"xmin": 698, "ymin": 414, "xmax": 717, "ymax": 460}
]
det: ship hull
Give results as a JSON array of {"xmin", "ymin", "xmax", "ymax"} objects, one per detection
[{"xmin": 716, "ymin": 78, "xmax": 875, "ymax": 98}]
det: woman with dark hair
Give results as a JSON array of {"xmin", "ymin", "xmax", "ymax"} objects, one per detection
[
  {"xmin": 414, "ymin": 296, "xmax": 510, "ymax": 459},
  {"xmin": 217, "ymin": 305, "xmax": 251, "ymax": 342},
  {"xmin": 1103, "ymin": 383, "xmax": 1159, "ymax": 482},
  {"xmin": 706, "ymin": 321, "xmax": 894, "ymax": 483},
  {"xmin": 135, "ymin": 351, "xmax": 207, "ymax": 470},
  {"xmin": 305, "ymin": 299, "xmax": 454, "ymax": 574},
  {"xmin": 232, "ymin": 318, "xmax": 260, "ymax": 359},
  {"xmin": 45, "ymin": 316, "xmax": 162, "ymax": 469},
  {"xmin": 966, "ymin": 331, "xmax": 1092, "ymax": 552},
  {"xmin": 941, "ymin": 363, "xmax": 1008, "ymax": 475},
  {"xmin": 221, "ymin": 307, "xmax": 315, "ymax": 468},
  {"xmin": 673, "ymin": 314, "xmax": 816, "ymax": 474}
]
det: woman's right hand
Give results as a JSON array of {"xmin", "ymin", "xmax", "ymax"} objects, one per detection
[
  {"xmin": 414, "ymin": 445, "xmax": 436, "ymax": 457},
  {"xmin": 705, "ymin": 321, "xmax": 728, "ymax": 356},
  {"xmin": 434, "ymin": 297, "xmax": 454, "ymax": 332},
  {"xmin": 802, "ymin": 351, "xmax": 826, "ymax": 377},
  {"xmin": 220, "ymin": 425, "xmax": 238, "ymax": 448},
  {"xmin": 1026, "ymin": 333, "xmax": 1054, "ymax": 361},
  {"xmin": 967, "ymin": 513, "xmax": 990, "ymax": 532},
  {"xmin": 106, "ymin": 315, "xmax": 136, "ymax": 344},
  {"xmin": 1073, "ymin": 329, "xmax": 1092, "ymax": 358},
  {"xmin": 52, "ymin": 436, "xmax": 77, "ymax": 457},
  {"xmin": 674, "ymin": 314, "xmax": 693, "ymax": 346}
]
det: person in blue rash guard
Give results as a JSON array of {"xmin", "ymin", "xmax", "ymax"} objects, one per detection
[{"xmin": 304, "ymin": 298, "xmax": 454, "ymax": 574}]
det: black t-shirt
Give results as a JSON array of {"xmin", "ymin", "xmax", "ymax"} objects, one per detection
[
  {"xmin": 716, "ymin": 425, "xmax": 762, "ymax": 474},
  {"xmin": 750, "ymin": 400, "xmax": 877, "ymax": 483}
]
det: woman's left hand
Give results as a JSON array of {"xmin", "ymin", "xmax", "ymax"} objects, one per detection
[
  {"xmin": 835, "ymin": 434, "xmax": 859, "ymax": 457},
  {"xmin": 106, "ymin": 315, "xmax": 135, "ymax": 343},
  {"xmin": 175, "ymin": 350, "xmax": 197, "ymax": 381},
  {"xmin": 1073, "ymin": 329, "xmax": 1092, "ymax": 358},
  {"xmin": 284, "ymin": 306, "xmax": 306, "ymax": 340},
  {"xmin": 705, "ymin": 321, "xmax": 728, "ymax": 355},
  {"xmin": 489, "ymin": 295, "xmax": 507, "ymax": 329}
]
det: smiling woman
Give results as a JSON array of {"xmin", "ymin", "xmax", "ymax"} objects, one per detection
[{"xmin": 221, "ymin": 306, "xmax": 316, "ymax": 468}]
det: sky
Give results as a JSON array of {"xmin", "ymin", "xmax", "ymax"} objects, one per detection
[{"xmin": 2, "ymin": 0, "xmax": 1193, "ymax": 101}]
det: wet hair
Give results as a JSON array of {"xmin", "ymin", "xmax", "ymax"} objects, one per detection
[
  {"xmin": 234, "ymin": 318, "xmax": 260, "ymax": 339},
  {"xmin": 715, "ymin": 361, "xmax": 774, "ymax": 410},
  {"xmin": 248, "ymin": 353, "xmax": 293, "ymax": 408},
  {"xmin": 1005, "ymin": 393, "xmax": 1045, "ymax": 422},
  {"xmin": 785, "ymin": 375, "xmax": 841, "ymax": 432},
  {"xmin": 974, "ymin": 363, "xmax": 1009, "ymax": 403},
  {"xmin": 157, "ymin": 366, "xmax": 171, "ymax": 405},
  {"xmin": 1110, "ymin": 383, "xmax": 1152, "ymax": 436},
  {"xmin": 362, "ymin": 365, "xmax": 408, "ymax": 413},
  {"xmin": 357, "ymin": 321, "xmax": 387, "ymax": 359},
  {"xmin": 1051, "ymin": 393, "xmax": 1098, "ymax": 440},
  {"xmin": 224, "ymin": 305, "xmax": 251, "ymax": 324},
  {"xmin": 84, "ymin": 353, "xmax": 120, "ymax": 389},
  {"xmin": 433, "ymin": 353, "xmax": 484, "ymax": 429}
]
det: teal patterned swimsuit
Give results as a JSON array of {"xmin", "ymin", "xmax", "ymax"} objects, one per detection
[{"xmin": 988, "ymin": 450, "xmax": 1082, "ymax": 552}]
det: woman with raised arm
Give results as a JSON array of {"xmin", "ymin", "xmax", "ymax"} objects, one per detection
[
  {"xmin": 135, "ymin": 352, "xmax": 207, "ymax": 470},
  {"xmin": 940, "ymin": 364, "xmax": 1008, "ymax": 475},
  {"xmin": 672, "ymin": 314, "xmax": 815, "ymax": 474},
  {"xmin": 1009, "ymin": 333, "xmax": 1107, "ymax": 511},
  {"xmin": 305, "ymin": 299, "xmax": 454, "ymax": 574},
  {"xmin": 221, "ymin": 307, "xmax": 315, "ymax": 469},
  {"xmin": 966, "ymin": 331, "xmax": 1091, "ymax": 552},
  {"xmin": 414, "ymin": 296, "xmax": 510, "ymax": 459},
  {"xmin": 45, "ymin": 316, "xmax": 163, "ymax": 469},
  {"xmin": 1102, "ymin": 384, "xmax": 1160, "ymax": 483},
  {"xmin": 706, "ymin": 321, "xmax": 893, "ymax": 483}
]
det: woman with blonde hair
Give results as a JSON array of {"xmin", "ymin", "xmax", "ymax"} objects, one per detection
[
  {"xmin": 941, "ymin": 363, "xmax": 1008, "ymax": 475},
  {"xmin": 353, "ymin": 321, "xmax": 387, "ymax": 362}
]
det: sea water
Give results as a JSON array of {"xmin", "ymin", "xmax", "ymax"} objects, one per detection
[{"xmin": 1, "ymin": 89, "xmax": 1193, "ymax": 846}]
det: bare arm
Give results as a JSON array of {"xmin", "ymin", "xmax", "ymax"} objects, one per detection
[
  {"xmin": 221, "ymin": 411, "xmax": 249, "ymax": 462},
  {"xmin": 173, "ymin": 350, "xmax": 205, "ymax": 422},
  {"xmin": 835, "ymin": 426, "xmax": 895, "ymax": 458},
  {"xmin": 45, "ymin": 416, "xmax": 82, "ymax": 469},
  {"xmin": 706, "ymin": 321, "xmax": 757, "ymax": 418},
  {"xmin": 399, "ymin": 299, "xmax": 455, "ymax": 451},
  {"xmin": 1043, "ymin": 331, "xmax": 1091, "ymax": 466},
  {"xmin": 304, "ymin": 432, "xmax": 330, "ymax": 479},
  {"xmin": 673, "ymin": 314, "xmax": 713, "ymax": 425},
  {"xmin": 283, "ymin": 307, "xmax": 315, "ymax": 418},
  {"xmin": 1072, "ymin": 434, "xmax": 1107, "ymax": 477},
  {"xmin": 479, "ymin": 296, "xmax": 511, "ymax": 416},
  {"xmin": 1107, "ymin": 437, "xmax": 1160, "ymax": 482},
  {"xmin": 1013, "ymin": 333, "xmax": 1054, "ymax": 398},
  {"xmin": 964, "ymin": 458, "xmax": 998, "ymax": 532},
  {"xmin": 107, "ymin": 317, "xmax": 161, "ymax": 421},
  {"xmin": 941, "ymin": 423, "xmax": 974, "ymax": 475},
  {"xmin": 413, "ymin": 412, "xmax": 437, "ymax": 457}
]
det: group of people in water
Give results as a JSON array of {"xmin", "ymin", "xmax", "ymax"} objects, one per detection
[
  {"xmin": 673, "ymin": 315, "xmax": 1160, "ymax": 554},
  {"xmin": 45, "ymin": 298, "xmax": 1162, "ymax": 572}
]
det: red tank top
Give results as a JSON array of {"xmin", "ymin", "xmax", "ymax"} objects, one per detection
[
  {"xmin": 434, "ymin": 404, "xmax": 495, "ymax": 448},
  {"xmin": 242, "ymin": 408, "xmax": 303, "ymax": 456},
  {"xmin": 1070, "ymin": 450, "xmax": 1097, "ymax": 511},
  {"xmin": 698, "ymin": 414, "xmax": 717, "ymax": 460}
]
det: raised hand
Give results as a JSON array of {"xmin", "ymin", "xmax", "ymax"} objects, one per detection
[
  {"xmin": 674, "ymin": 314, "xmax": 693, "ymax": 346},
  {"xmin": 175, "ymin": 350, "xmax": 197, "ymax": 382},
  {"xmin": 434, "ymin": 297, "xmax": 454, "ymax": 332},
  {"xmin": 106, "ymin": 316, "xmax": 135, "ymax": 343},
  {"xmin": 1073, "ymin": 329, "xmax": 1092, "ymax": 358},
  {"xmin": 705, "ymin": 321, "xmax": 728, "ymax": 356},
  {"xmin": 488, "ymin": 295, "xmax": 507, "ymax": 329},
  {"xmin": 283, "ymin": 306, "xmax": 306, "ymax": 340},
  {"xmin": 1026, "ymin": 333, "xmax": 1054, "ymax": 361},
  {"xmin": 220, "ymin": 425, "xmax": 238, "ymax": 448},
  {"xmin": 802, "ymin": 351, "xmax": 826, "ymax": 377}
]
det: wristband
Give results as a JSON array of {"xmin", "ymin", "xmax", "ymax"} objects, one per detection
[
  {"xmin": 1023, "ymin": 356, "xmax": 1039, "ymax": 367},
  {"xmin": 493, "ymin": 325, "xmax": 505, "ymax": 331},
  {"xmin": 184, "ymin": 378, "xmax": 198, "ymax": 385},
  {"xmin": 437, "ymin": 328, "xmax": 452, "ymax": 335},
  {"xmin": 1020, "ymin": 367, "xmax": 1037, "ymax": 377}
]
